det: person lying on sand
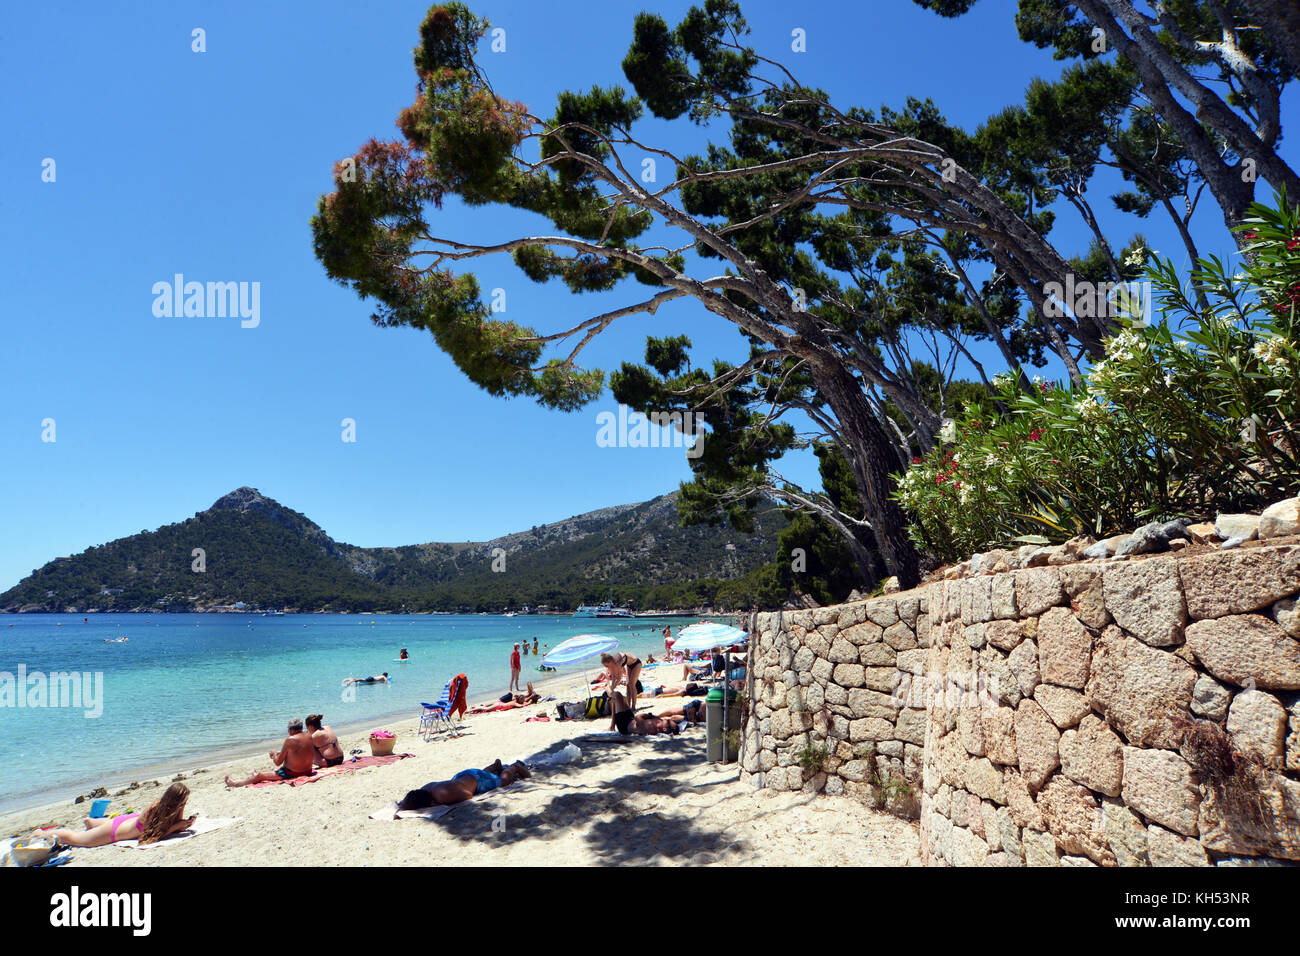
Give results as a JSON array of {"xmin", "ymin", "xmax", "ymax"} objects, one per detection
[
  {"xmin": 512, "ymin": 681, "xmax": 540, "ymax": 704},
  {"xmin": 654, "ymin": 699, "xmax": 706, "ymax": 724},
  {"xmin": 225, "ymin": 719, "xmax": 317, "ymax": 786},
  {"xmin": 306, "ymin": 713, "xmax": 344, "ymax": 767},
  {"xmin": 343, "ymin": 672, "xmax": 389, "ymax": 685},
  {"xmin": 33, "ymin": 783, "xmax": 196, "ymax": 847},
  {"xmin": 650, "ymin": 681, "xmax": 708, "ymax": 698},
  {"xmin": 610, "ymin": 690, "xmax": 681, "ymax": 737},
  {"xmin": 396, "ymin": 759, "xmax": 530, "ymax": 810}
]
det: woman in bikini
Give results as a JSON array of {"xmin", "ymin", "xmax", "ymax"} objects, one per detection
[
  {"xmin": 306, "ymin": 713, "xmax": 344, "ymax": 767},
  {"xmin": 600, "ymin": 651, "xmax": 644, "ymax": 728},
  {"xmin": 32, "ymin": 783, "xmax": 196, "ymax": 847}
]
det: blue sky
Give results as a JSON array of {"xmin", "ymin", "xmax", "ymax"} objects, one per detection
[{"xmin": 1, "ymin": 0, "xmax": 1293, "ymax": 591}]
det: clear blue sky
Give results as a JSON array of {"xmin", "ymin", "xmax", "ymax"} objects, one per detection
[{"xmin": 1, "ymin": 0, "xmax": 1291, "ymax": 591}]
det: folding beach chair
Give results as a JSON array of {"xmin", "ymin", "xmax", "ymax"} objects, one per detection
[{"xmin": 419, "ymin": 681, "xmax": 455, "ymax": 740}]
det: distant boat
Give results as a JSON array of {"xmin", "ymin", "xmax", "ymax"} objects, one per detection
[
  {"xmin": 103, "ymin": 637, "xmax": 128, "ymax": 643},
  {"xmin": 503, "ymin": 611, "xmax": 516, "ymax": 617},
  {"xmin": 574, "ymin": 602, "xmax": 634, "ymax": 619}
]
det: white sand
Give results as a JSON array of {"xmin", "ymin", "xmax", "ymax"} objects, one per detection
[{"xmin": 2, "ymin": 663, "xmax": 919, "ymax": 866}]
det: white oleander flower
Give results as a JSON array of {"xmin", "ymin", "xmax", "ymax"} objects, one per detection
[
  {"xmin": 1076, "ymin": 396, "xmax": 1108, "ymax": 423},
  {"xmin": 1251, "ymin": 336, "xmax": 1294, "ymax": 375}
]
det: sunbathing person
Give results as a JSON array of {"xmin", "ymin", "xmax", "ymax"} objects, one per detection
[
  {"xmin": 610, "ymin": 690, "xmax": 681, "ymax": 737},
  {"xmin": 396, "ymin": 759, "xmax": 531, "ymax": 810},
  {"xmin": 654, "ymin": 698, "xmax": 706, "ymax": 723},
  {"xmin": 512, "ymin": 681, "xmax": 540, "ymax": 704},
  {"xmin": 32, "ymin": 783, "xmax": 196, "ymax": 847},
  {"xmin": 306, "ymin": 713, "xmax": 344, "ymax": 767},
  {"xmin": 225, "ymin": 719, "xmax": 317, "ymax": 786},
  {"xmin": 644, "ymin": 681, "xmax": 708, "ymax": 698},
  {"xmin": 343, "ymin": 672, "xmax": 389, "ymax": 685}
]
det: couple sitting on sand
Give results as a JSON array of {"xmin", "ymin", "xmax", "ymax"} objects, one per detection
[
  {"xmin": 396, "ymin": 758, "xmax": 530, "ymax": 810},
  {"xmin": 225, "ymin": 714, "xmax": 344, "ymax": 787}
]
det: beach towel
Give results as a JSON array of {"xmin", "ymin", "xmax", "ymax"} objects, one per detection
[
  {"xmin": 449, "ymin": 673, "xmax": 468, "ymax": 718},
  {"xmin": 467, "ymin": 700, "xmax": 528, "ymax": 714},
  {"xmin": 524, "ymin": 714, "xmax": 551, "ymax": 722},
  {"xmin": 248, "ymin": 753, "xmax": 413, "ymax": 788},
  {"xmin": 113, "ymin": 815, "xmax": 242, "ymax": 849}
]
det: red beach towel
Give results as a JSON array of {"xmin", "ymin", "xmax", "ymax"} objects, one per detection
[
  {"xmin": 249, "ymin": 753, "xmax": 414, "ymax": 788},
  {"xmin": 449, "ymin": 673, "xmax": 468, "ymax": 719}
]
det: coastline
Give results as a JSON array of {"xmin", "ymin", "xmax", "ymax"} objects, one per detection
[
  {"xmin": 0, "ymin": 653, "xmax": 919, "ymax": 868},
  {"xmin": 0, "ymin": 641, "xmax": 669, "ymax": 819}
]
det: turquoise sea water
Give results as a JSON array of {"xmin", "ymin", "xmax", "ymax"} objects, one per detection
[{"xmin": 0, "ymin": 613, "xmax": 709, "ymax": 808}]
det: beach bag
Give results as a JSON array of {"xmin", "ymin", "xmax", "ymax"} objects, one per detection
[
  {"xmin": 556, "ymin": 701, "xmax": 585, "ymax": 721},
  {"xmin": 583, "ymin": 693, "xmax": 610, "ymax": 719}
]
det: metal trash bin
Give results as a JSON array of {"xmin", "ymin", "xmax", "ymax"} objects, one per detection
[{"xmin": 706, "ymin": 687, "xmax": 741, "ymax": 763}]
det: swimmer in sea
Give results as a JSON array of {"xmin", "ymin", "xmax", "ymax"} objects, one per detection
[{"xmin": 342, "ymin": 672, "xmax": 389, "ymax": 685}]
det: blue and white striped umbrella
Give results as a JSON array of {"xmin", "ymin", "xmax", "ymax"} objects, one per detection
[
  {"xmin": 673, "ymin": 621, "xmax": 747, "ymax": 652},
  {"xmin": 543, "ymin": 634, "xmax": 619, "ymax": 666}
]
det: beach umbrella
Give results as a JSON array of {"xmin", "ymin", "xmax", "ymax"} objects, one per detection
[
  {"xmin": 543, "ymin": 634, "xmax": 619, "ymax": 666},
  {"xmin": 674, "ymin": 622, "xmax": 749, "ymax": 764},
  {"xmin": 543, "ymin": 633, "xmax": 619, "ymax": 698},
  {"xmin": 673, "ymin": 622, "xmax": 747, "ymax": 652}
]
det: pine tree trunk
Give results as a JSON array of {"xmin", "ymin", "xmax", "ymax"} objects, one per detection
[{"xmin": 813, "ymin": 363, "xmax": 921, "ymax": 590}]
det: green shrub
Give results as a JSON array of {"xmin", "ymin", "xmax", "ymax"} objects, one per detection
[
  {"xmin": 893, "ymin": 193, "xmax": 1300, "ymax": 561},
  {"xmin": 795, "ymin": 742, "xmax": 830, "ymax": 774}
]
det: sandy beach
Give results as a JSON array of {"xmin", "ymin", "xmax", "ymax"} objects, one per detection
[{"xmin": 1, "ymin": 659, "xmax": 920, "ymax": 867}]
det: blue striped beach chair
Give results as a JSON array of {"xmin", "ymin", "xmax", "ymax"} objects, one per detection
[{"xmin": 419, "ymin": 680, "xmax": 455, "ymax": 740}]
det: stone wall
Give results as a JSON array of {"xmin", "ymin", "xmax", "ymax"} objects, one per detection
[
  {"xmin": 739, "ymin": 499, "xmax": 1300, "ymax": 866},
  {"xmin": 741, "ymin": 591, "xmax": 930, "ymax": 810}
]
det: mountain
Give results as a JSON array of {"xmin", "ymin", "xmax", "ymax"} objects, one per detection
[{"xmin": 0, "ymin": 487, "xmax": 789, "ymax": 613}]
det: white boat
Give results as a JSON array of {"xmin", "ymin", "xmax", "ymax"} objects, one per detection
[{"xmin": 573, "ymin": 602, "xmax": 634, "ymax": 619}]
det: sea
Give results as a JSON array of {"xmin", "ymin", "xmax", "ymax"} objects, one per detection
[{"xmin": 0, "ymin": 612, "xmax": 713, "ymax": 811}]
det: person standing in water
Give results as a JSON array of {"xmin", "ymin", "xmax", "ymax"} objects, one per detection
[
  {"xmin": 509, "ymin": 643, "xmax": 522, "ymax": 693},
  {"xmin": 532, "ymin": 637, "xmax": 539, "ymax": 656}
]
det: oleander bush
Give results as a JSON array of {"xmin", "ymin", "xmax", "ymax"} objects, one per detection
[{"xmin": 894, "ymin": 193, "xmax": 1300, "ymax": 562}]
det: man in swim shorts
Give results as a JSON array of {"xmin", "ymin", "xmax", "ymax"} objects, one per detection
[
  {"xmin": 395, "ymin": 759, "xmax": 530, "ymax": 810},
  {"xmin": 343, "ymin": 673, "xmax": 389, "ymax": 685},
  {"xmin": 225, "ymin": 718, "xmax": 317, "ymax": 787}
]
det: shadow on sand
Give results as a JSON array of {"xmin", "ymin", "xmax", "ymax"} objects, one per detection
[{"xmin": 419, "ymin": 732, "xmax": 751, "ymax": 864}]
